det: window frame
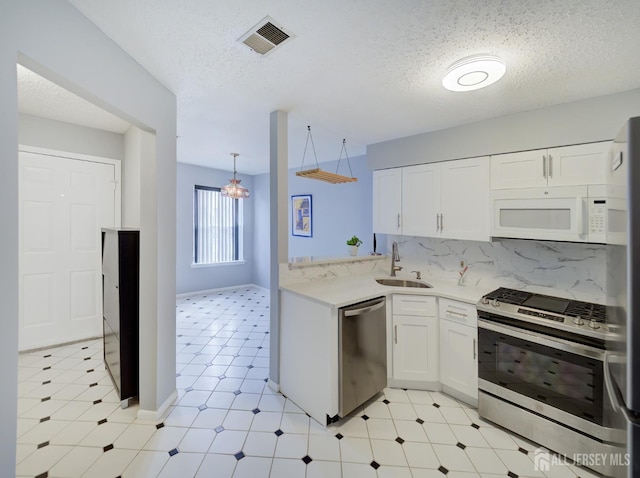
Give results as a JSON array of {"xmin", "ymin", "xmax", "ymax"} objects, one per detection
[{"xmin": 193, "ymin": 185, "xmax": 242, "ymax": 265}]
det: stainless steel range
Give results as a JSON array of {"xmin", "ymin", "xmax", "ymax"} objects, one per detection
[{"xmin": 476, "ymin": 287, "xmax": 625, "ymax": 477}]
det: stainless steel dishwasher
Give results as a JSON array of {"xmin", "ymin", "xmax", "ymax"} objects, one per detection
[{"xmin": 339, "ymin": 296, "xmax": 387, "ymax": 417}]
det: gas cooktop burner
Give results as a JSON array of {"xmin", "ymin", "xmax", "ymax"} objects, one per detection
[
  {"xmin": 477, "ymin": 287, "xmax": 609, "ymax": 340},
  {"xmin": 565, "ymin": 301, "xmax": 606, "ymax": 323},
  {"xmin": 482, "ymin": 287, "xmax": 531, "ymax": 305}
]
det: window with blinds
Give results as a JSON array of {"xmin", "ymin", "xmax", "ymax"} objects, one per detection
[{"xmin": 193, "ymin": 185, "xmax": 243, "ymax": 264}]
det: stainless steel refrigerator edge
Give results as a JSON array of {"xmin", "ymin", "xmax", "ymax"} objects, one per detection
[
  {"xmin": 339, "ymin": 297, "xmax": 387, "ymax": 417},
  {"xmin": 606, "ymin": 116, "xmax": 640, "ymax": 478}
]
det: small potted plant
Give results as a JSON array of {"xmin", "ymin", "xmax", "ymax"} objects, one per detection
[{"xmin": 346, "ymin": 235, "xmax": 363, "ymax": 256}]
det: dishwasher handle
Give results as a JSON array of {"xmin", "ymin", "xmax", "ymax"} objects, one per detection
[{"xmin": 343, "ymin": 298, "xmax": 386, "ymax": 317}]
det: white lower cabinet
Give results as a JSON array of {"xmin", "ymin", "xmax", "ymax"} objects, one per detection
[
  {"xmin": 387, "ymin": 295, "xmax": 479, "ymax": 405},
  {"xmin": 439, "ymin": 298, "xmax": 478, "ymax": 406},
  {"xmin": 390, "ymin": 295, "xmax": 439, "ymax": 387}
]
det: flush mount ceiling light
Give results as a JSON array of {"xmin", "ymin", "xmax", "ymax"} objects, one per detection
[
  {"xmin": 221, "ymin": 153, "xmax": 250, "ymax": 199},
  {"xmin": 442, "ymin": 54, "xmax": 506, "ymax": 92}
]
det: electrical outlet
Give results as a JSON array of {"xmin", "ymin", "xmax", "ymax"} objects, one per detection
[{"xmin": 460, "ymin": 260, "xmax": 466, "ymax": 268}]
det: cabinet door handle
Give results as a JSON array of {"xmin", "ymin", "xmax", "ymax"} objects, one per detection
[
  {"xmin": 542, "ymin": 154, "xmax": 547, "ymax": 178},
  {"xmin": 440, "ymin": 214, "xmax": 443, "ymax": 231},
  {"xmin": 394, "ymin": 325, "xmax": 398, "ymax": 344},
  {"xmin": 548, "ymin": 154, "xmax": 553, "ymax": 178},
  {"xmin": 397, "ymin": 213, "xmax": 401, "ymax": 229},
  {"xmin": 473, "ymin": 338, "xmax": 477, "ymax": 359},
  {"xmin": 446, "ymin": 309, "xmax": 468, "ymax": 318}
]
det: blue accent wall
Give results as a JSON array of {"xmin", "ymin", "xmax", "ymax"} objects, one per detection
[
  {"xmin": 252, "ymin": 154, "xmax": 374, "ymax": 287},
  {"xmin": 287, "ymin": 155, "xmax": 373, "ymax": 258}
]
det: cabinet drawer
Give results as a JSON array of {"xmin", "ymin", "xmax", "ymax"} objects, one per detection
[
  {"xmin": 439, "ymin": 298, "xmax": 477, "ymax": 326},
  {"xmin": 393, "ymin": 295, "xmax": 436, "ymax": 316}
]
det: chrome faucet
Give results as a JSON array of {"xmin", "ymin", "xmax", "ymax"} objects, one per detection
[{"xmin": 390, "ymin": 241, "xmax": 402, "ymax": 277}]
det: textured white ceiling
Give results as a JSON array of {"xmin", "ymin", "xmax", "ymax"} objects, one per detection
[
  {"xmin": 24, "ymin": 0, "xmax": 640, "ymax": 174},
  {"xmin": 17, "ymin": 65, "xmax": 130, "ymax": 134}
]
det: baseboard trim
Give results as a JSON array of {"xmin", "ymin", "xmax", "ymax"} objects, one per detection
[
  {"xmin": 387, "ymin": 378, "xmax": 442, "ymax": 391},
  {"xmin": 442, "ymin": 384, "xmax": 478, "ymax": 408},
  {"xmin": 19, "ymin": 335, "xmax": 102, "ymax": 354},
  {"xmin": 137, "ymin": 389, "xmax": 178, "ymax": 422},
  {"xmin": 176, "ymin": 283, "xmax": 267, "ymax": 299},
  {"xmin": 267, "ymin": 379, "xmax": 279, "ymax": 393}
]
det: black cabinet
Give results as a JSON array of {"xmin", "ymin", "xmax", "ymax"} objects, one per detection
[{"xmin": 101, "ymin": 228, "xmax": 139, "ymax": 407}]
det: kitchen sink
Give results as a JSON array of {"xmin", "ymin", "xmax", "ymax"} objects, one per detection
[{"xmin": 375, "ymin": 278, "xmax": 432, "ymax": 288}]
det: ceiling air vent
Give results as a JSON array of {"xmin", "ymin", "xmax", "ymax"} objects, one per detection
[{"xmin": 239, "ymin": 16, "xmax": 293, "ymax": 56}]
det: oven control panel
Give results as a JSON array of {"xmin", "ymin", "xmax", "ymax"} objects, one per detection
[
  {"xmin": 517, "ymin": 308, "xmax": 565, "ymax": 322},
  {"xmin": 588, "ymin": 198, "xmax": 607, "ymax": 244}
]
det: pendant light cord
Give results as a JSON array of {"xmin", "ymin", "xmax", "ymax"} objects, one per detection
[{"xmin": 232, "ymin": 154, "xmax": 238, "ymax": 179}]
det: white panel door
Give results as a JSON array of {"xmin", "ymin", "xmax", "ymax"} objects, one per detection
[
  {"xmin": 19, "ymin": 151, "xmax": 117, "ymax": 350},
  {"xmin": 402, "ymin": 164, "xmax": 440, "ymax": 237},
  {"xmin": 440, "ymin": 157, "xmax": 490, "ymax": 241}
]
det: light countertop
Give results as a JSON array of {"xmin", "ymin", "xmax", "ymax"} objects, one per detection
[
  {"xmin": 287, "ymin": 254, "xmax": 386, "ymax": 269},
  {"xmin": 279, "ymin": 271, "xmax": 490, "ymax": 308}
]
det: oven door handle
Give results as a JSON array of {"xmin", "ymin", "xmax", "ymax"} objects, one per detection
[
  {"xmin": 603, "ymin": 352, "xmax": 631, "ymax": 419},
  {"xmin": 478, "ymin": 319, "xmax": 605, "ymax": 360}
]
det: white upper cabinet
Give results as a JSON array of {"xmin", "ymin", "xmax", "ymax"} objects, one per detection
[
  {"xmin": 546, "ymin": 142, "xmax": 609, "ymax": 187},
  {"xmin": 490, "ymin": 150, "xmax": 547, "ymax": 189},
  {"xmin": 402, "ymin": 164, "xmax": 440, "ymax": 237},
  {"xmin": 440, "ymin": 157, "xmax": 490, "ymax": 241},
  {"xmin": 491, "ymin": 141, "xmax": 609, "ymax": 189},
  {"xmin": 373, "ymin": 156, "xmax": 490, "ymax": 242},
  {"xmin": 373, "ymin": 168, "xmax": 402, "ymax": 234}
]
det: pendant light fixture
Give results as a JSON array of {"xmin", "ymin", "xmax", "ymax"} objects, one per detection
[{"xmin": 221, "ymin": 153, "xmax": 250, "ymax": 199}]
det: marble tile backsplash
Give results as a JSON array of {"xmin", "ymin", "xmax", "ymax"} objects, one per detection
[{"xmin": 387, "ymin": 235, "xmax": 606, "ymax": 302}]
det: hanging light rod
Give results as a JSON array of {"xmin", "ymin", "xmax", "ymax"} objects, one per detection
[
  {"xmin": 295, "ymin": 126, "xmax": 357, "ymax": 184},
  {"xmin": 221, "ymin": 153, "xmax": 250, "ymax": 199}
]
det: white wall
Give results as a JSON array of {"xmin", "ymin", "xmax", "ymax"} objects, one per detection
[
  {"xmin": 252, "ymin": 172, "xmax": 271, "ymax": 289},
  {"xmin": 122, "ymin": 126, "xmax": 154, "ymax": 228},
  {"xmin": 19, "ymin": 112, "xmax": 124, "ymax": 159},
  {"xmin": 368, "ymin": 88, "xmax": 640, "ymax": 170},
  {"xmin": 176, "ymin": 162, "xmax": 254, "ymax": 294},
  {"xmin": 1, "ymin": 2, "xmax": 177, "ymax": 473}
]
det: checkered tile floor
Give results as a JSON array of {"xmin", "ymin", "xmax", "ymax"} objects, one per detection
[{"xmin": 16, "ymin": 285, "xmax": 599, "ymax": 477}]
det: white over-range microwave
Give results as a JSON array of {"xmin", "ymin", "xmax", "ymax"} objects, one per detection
[{"xmin": 491, "ymin": 185, "xmax": 615, "ymax": 243}]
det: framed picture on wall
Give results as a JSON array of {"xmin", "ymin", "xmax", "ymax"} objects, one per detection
[{"xmin": 291, "ymin": 194, "xmax": 312, "ymax": 237}]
